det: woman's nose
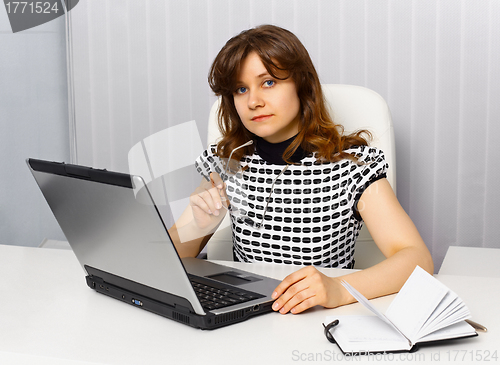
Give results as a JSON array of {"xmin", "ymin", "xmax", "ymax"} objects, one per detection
[{"xmin": 247, "ymin": 90, "xmax": 264, "ymax": 109}]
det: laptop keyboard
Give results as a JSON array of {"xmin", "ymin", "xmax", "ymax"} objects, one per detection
[{"xmin": 190, "ymin": 279, "xmax": 265, "ymax": 311}]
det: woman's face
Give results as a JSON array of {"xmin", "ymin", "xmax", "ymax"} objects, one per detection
[{"xmin": 233, "ymin": 52, "xmax": 301, "ymax": 144}]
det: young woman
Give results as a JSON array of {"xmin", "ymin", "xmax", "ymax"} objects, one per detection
[{"xmin": 170, "ymin": 25, "xmax": 433, "ymax": 314}]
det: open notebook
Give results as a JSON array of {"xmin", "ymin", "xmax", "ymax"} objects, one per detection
[{"xmin": 324, "ymin": 266, "xmax": 477, "ymax": 354}]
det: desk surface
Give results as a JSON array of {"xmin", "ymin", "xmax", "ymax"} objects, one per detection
[
  {"xmin": 0, "ymin": 244, "xmax": 498, "ymax": 365},
  {"xmin": 439, "ymin": 246, "xmax": 500, "ymax": 277}
]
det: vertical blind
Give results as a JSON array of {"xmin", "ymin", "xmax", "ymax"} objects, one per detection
[{"xmin": 67, "ymin": 0, "xmax": 500, "ymax": 269}]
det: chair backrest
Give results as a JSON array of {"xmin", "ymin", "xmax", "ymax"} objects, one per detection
[{"xmin": 206, "ymin": 84, "xmax": 395, "ymax": 268}]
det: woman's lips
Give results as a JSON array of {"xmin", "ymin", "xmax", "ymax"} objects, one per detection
[{"xmin": 251, "ymin": 114, "xmax": 272, "ymax": 122}]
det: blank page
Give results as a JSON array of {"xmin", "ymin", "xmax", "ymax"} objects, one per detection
[{"xmin": 386, "ymin": 266, "xmax": 448, "ymax": 343}]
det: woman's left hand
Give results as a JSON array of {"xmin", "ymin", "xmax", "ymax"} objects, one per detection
[{"xmin": 271, "ymin": 266, "xmax": 342, "ymax": 314}]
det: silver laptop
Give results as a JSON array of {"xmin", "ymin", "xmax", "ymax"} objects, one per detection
[{"xmin": 27, "ymin": 158, "xmax": 281, "ymax": 329}]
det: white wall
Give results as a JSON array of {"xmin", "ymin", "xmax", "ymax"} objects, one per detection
[
  {"xmin": 0, "ymin": 12, "xmax": 69, "ymax": 246},
  {"xmin": 66, "ymin": 0, "xmax": 499, "ymax": 269}
]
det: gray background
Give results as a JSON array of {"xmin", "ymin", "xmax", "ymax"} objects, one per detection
[{"xmin": 0, "ymin": 11, "xmax": 69, "ymax": 246}]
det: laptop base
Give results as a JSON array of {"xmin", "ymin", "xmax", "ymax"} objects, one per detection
[{"xmin": 85, "ymin": 271, "xmax": 274, "ymax": 330}]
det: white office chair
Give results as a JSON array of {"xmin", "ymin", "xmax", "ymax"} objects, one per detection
[{"xmin": 206, "ymin": 84, "xmax": 396, "ymax": 269}]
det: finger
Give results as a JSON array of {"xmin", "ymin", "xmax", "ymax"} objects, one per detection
[
  {"xmin": 191, "ymin": 187, "xmax": 221, "ymax": 216},
  {"xmin": 210, "ymin": 172, "xmax": 229, "ymax": 210},
  {"xmin": 277, "ymin": 284, "xmax": 314, "ymax": 314},
  {"xmin": 279, "ymin": 276, "xmax": 327, "ymax": 314},
  {"xmin": 219, "ymin": 183, "xmax": 230, "ymax": 209},
  {"xmin": 289, "ymin": 296, "xmax": 317, "ymax": 314},
  {"xmin": 190, "ymin": 191, "xmax": 214, "ymax": 215},
  {"xmin": 272, "ymin": 278, "xmax": 309, "ymax": 313},
  {"xmin": 286, "ymin": 272, "xmax": 331, "ymax": 313},
  {"xmin": 206, "ymin": 183, "xmax": 223, "ymax": 213},
  {"xmin": 271, "ymin": 266, "xmax": 314, "ymax": 299},
  {"xmin": 210, "ymin": 172, "xmax": 224, "ymax": 189}
]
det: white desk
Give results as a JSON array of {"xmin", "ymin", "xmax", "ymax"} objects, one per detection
[
  {"xmin": 0, "ymin": 244, "xmax": 498, "ymax": 365},
  {"xmin": 439, "ymin": 246, "xmax": 500, "ymax": 277}
]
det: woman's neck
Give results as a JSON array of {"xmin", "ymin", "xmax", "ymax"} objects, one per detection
[{"xmin": 255, "ymin": 135, "xmax": 305, "ymax": 165}]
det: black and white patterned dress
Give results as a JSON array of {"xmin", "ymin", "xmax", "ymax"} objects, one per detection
[{"xmin": 195, "ymin": 138, "xmax": 388, "ymax": 269}]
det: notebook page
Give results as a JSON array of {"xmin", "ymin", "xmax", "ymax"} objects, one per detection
[
  {"xmin": 418, "ymin": 295, "xmax": 470, "ymax": 338},
  {"xmin": 417, "ymin": 291, "xmax": 457, "ymax": 337},
  {"xmin": 341, "ymin": 281, "xmax": 391, "ymax": 324},
  {"xmin": 418, "ymin": 321, "xmax": 476, "ymax": 343},
  {"xmin": 325, "ymin": 315, "xmax": 411, "ymax": 353},
  {"xmin": 340, "ymin": 281, "xmax": 408, "ymax": 342},
  {"xmin": 386, "ymin": 266, "xmax": 448, "ymax": 343}
]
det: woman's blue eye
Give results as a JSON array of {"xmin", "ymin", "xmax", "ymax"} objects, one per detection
[
  {"xmin": 236, "ymin": 87, "xmax": 247, "ymax": 94},
  {"xmin": 264, "ymin": 80, "xmax": 275, "ymax": 87}
]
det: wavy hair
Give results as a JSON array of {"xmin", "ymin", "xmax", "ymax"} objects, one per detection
[{"xmin": 208, "ymin": 24, "xmax": 370, "ymax": 164}]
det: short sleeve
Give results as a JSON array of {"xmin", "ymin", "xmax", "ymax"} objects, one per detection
[
  {"xmin": 347, "ymin": 146, "xmax": 389, "ymax": 220},
  {"xmin": 194, "ymin": 144, "xmax": 224, "ymax": 181}
]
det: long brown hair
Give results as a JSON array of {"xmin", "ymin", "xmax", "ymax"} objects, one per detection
[{"xmin": 208, "ymin": 24, "xmax": 370, "ymax": 164}]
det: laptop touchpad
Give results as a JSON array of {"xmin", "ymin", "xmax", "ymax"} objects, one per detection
[{"xmin": 208, "ymin": 271, "xmax": 262, "ymax": 286}]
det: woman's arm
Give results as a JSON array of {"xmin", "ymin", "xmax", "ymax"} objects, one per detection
[
  {"xmin": 271, "ymin": 178, "xmax": 434, "ymax": 314},
  {"xmin": 168, "ymin": 173, "xmax": 228, "ymax": 258}
]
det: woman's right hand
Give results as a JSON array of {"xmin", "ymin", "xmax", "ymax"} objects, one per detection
[{"xmin": 189, "ymin": 172, "xmax": 228, "ymax": 229}]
